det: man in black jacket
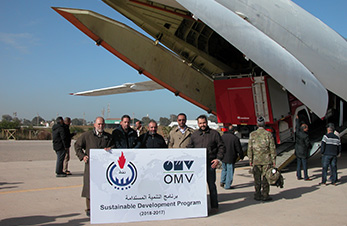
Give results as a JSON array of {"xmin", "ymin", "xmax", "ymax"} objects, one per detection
[
  {"xmin": 187, "ymin": 115, "xmax": 225, "ymax": 215},
  {"xmin": 220, "ymin": 124, "xmax": 244, "ymax": 189},
  {"xmin": 140, "ymin": 120, "xmax": 167, "ymax": 148},
  {"xmin": 52, "ymin": 116, "xmax": 68, "ymax": 177},
  {"xmin": 112, "ymin": 115, "xmax": 141, "ymax": 148},
  {"xmin": 295, "ymin": 116, "xmax": 312, "ymax": 181}
]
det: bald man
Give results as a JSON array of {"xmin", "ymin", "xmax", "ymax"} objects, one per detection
[{"xmin": 74, "ymin": 117, "xmax": 113, "ymax": 217}]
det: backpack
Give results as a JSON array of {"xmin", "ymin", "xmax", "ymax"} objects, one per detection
[{"xmin": 266, "ymin": 167, "xmax": 284, "ymax": 188}]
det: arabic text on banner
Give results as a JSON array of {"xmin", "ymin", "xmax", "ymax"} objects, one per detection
[{"xmin": 90, "ymin": 148, "xmax": 207, "ymax": 224}]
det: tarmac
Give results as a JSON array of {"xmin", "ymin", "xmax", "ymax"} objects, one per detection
[{"xmin": 0, "ymin": 140, "xmax": 346, "ymax": 226}]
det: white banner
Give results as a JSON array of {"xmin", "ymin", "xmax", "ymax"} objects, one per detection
[{"xmin": 90, "ymin": 148, "xmax": 207, "ymax": 224}]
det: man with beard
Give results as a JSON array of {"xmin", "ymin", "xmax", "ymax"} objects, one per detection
[
  {"xmin": 112, "ymin": 115, "xmax": 141, "ymax": 148},
  {"xmin": 74, "ymin": 117, "xmax": 113, "ymax": 217},
  {"xmin": 140, "ymin": 120, "xmax": 167, "ymax": 148},
  {"xmin": 168, "ymin": 113, "xmax": 195, "ymax": 148},
  {"xmin": 187, "ymin": 115, "xmax": 225, "ymax": 215}
]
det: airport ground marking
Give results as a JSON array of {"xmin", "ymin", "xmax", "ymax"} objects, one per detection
[{"xmin": 0, "ymin": 184, "xmax": 82, "ymax": 195}]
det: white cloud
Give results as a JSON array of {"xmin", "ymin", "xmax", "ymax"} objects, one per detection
[{"xmin": 0, "ymin": 32, "xmax": 38, "ymax": 53}]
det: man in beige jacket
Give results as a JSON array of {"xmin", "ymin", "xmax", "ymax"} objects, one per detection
[{"xmin": 168, "ymin": 113, "xmax": 195, "ymax": 148}]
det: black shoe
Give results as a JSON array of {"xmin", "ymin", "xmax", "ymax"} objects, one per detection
[
  {"xmin": 220, "ymin": 183, "xmax": 225, "ymax": 188},
  {"xmin": 86, "ymin": 209, "xmax": 90, "ymax": 217},
  {"xmin": 56, "ymin": 173, "xmax": 67, "ymax": 177},
  {"xmin": 262, "ymin": 196, "xmax": 273, "ymax": 202},
  {"xmin": 297, "ymin": 177, "xmax": 303, "ymax": 180},
  {"xmin": 208, "ymin": 208, "xmax": 218, "ymax": 215},
  {"xmin": 254, "ymin": 196, "xmax": 262, "ymax": 201}
]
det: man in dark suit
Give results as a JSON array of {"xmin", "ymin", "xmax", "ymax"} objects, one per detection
[{"xmin": 52, "ymin": 116, "xmax": 68, "ymax": 177}]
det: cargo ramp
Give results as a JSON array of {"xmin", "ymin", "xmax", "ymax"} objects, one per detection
[
  {"xmin": 242, "ymin": 140, "xmax": 322, "ymax": 170},
  {"xmin": 275, "ymin": 142, "xmax": 322, "ymax": 170}
]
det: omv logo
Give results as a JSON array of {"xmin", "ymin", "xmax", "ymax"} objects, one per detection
[
  {"xmin": 106, "ymin": 152, "xmax": 137, "ymax": 190},
  {"xmin": 163, "ymin": 160, "xmax": 194, "ymax": 184}
]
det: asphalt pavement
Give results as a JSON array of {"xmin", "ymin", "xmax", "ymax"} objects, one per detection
[{"xmin": 0, "ymin": 140, "xmax": 346, "ymax": 226}]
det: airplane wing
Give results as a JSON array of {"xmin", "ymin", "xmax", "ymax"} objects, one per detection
[
  {"xmin": 53, "ymin": 0, "xmax": 347, "ymax": 118},
  {"xmin": 53, "ymin": 6, "xmax": 217, "ymax": 114},
  {"xmin": 70, "ymin": 80, "xmax": 164, "ymax": 96}
]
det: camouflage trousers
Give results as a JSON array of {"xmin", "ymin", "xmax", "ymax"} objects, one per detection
[{"xmin": 253, "ymin": 165, "xmax": 271, "ymax": 199}]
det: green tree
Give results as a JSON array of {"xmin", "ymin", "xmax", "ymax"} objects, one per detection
[
  {"xmin": 2, "ymin": 114, "xmax": 13, "ymax": 121},
  {"xmin": 170, "ymin": 114, "xmax": 177, "ymax": 122},
  {"xmin": 71, "ymin": 118, "xmax": 86, "ymax": 126},
  {"xmin": 159, "ymin": 117, "xmax": 171, "ymax": 126},
  {"xmin": 141, "ymin": 116, "xmax": 151, "ymax": 126},
  {"xmin": 70, "ymin": 126, "xmax": 85, "ymax": 134},
  {"xmin": 13, "ymin": 117, "xmax": 21, "ymax": 125},
  {"xmin": 22, "ymin": 119, "xmax": 32, "ymax": 126},
  {"xmin": 31, "ymin": 116, "xmax": 45, "ymax": 126},
  {"xmin": 0, "ymin": 120, "xmax": 20, "ymax": 129}
]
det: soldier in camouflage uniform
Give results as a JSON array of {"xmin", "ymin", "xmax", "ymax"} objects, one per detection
[{"xmin": 248, "ymin": 116, "xmax": 276, "ymax": 201}]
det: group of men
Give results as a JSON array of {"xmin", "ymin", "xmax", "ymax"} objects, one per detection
[
  {"xmin": 70, "ymin": 113, "xmax": 240, "ymax": 216},
  {"xmin": 72, "ymin": 115, "xmax": 168, "ymax": 216},
  {"xmin": 52, "ymin": 117, "xmax": 75, "ymax": 177},
  {"xmin": 52, "ymin": 113, "xmax": 276, "ymax": 216},
  {"xmin": 52, "ymin": 112, "xmax": 342, "ymax": 218}
]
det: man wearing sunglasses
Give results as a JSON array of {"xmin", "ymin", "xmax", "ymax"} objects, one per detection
[{"xmin": 168, "ymin": 113, "xmax": 195, "ymax": 148}]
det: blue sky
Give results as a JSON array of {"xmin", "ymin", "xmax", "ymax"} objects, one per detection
[{"xmin": 0, "ymin": 0, "xmax": 346, "ymax": 122}]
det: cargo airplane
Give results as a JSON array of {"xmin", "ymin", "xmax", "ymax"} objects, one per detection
[{"xmin": 53, "ymin": 0, "xmax": 347, "ymax": 145}]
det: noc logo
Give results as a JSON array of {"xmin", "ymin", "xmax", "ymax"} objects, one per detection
[{"xmin": 106, "ymin": 152, "xmax": 137, "ymax": 190}]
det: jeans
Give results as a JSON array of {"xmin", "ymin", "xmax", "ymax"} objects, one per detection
[
  {"xmin": 55, "ymin": 149, "xmax": 66, "ymax": 174},
  {"xmin": 220, "ymin": 162, "xmax": 235, "ymax": 188},
  {"xmin": 322, "ymin": 155, "xmax": 337, "ymax": 183},
  {"xmin": 329, "ymin": 159, "xmax": 339, "ymax": 181},
  {"xmin": 207, "ymin": 164, "xmax": 218, "ymax": 209},
  {"xmin": 296, "ymin": 157, "xmax": 309, "ymax": 179}
]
